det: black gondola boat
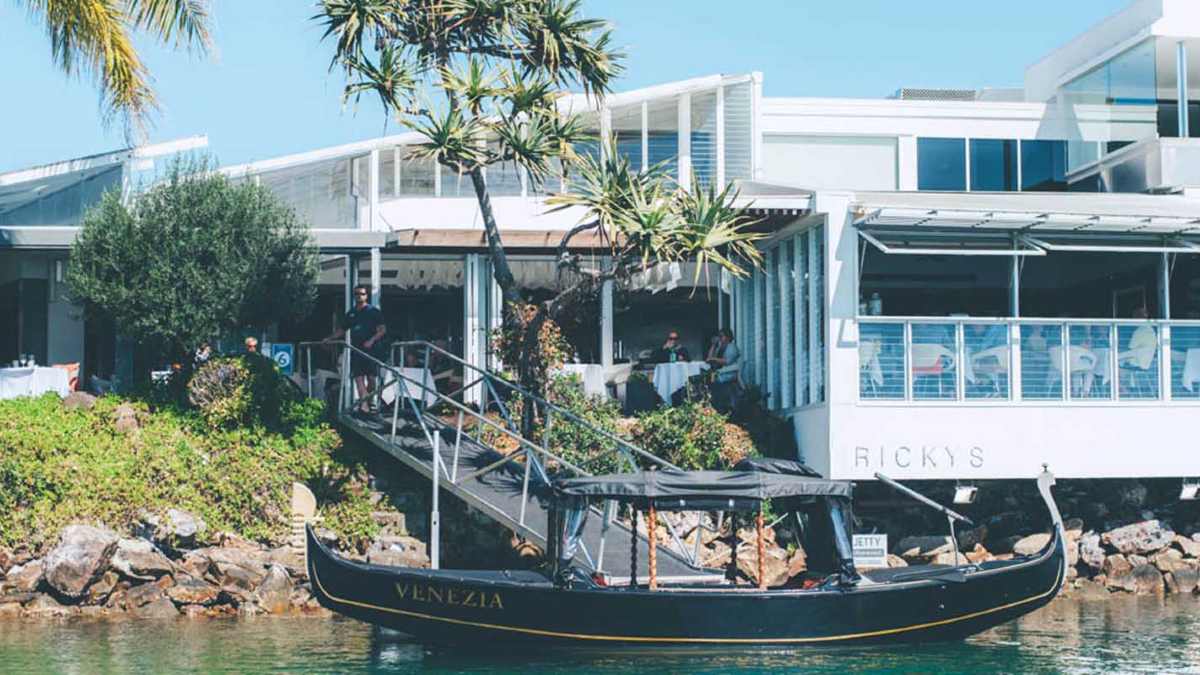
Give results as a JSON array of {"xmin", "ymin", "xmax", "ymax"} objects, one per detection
[{"xmin": 305, "ymin": 462, "xmax": 1068, "ymax": 646}]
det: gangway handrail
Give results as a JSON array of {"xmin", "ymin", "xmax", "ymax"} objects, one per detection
[
  {"xmin": 298, "ymin": 340, "xmax": 702, "ymax": 572},
  {"xmin": 390, "ymin": 339, "xmax": 682, "ymax": 473}
]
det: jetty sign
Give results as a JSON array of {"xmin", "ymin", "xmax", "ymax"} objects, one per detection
[{"xmin": 852, "ymin": 534, "xmax": 888, "ymax": 569}]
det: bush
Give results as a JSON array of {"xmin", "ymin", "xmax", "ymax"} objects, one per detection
[
  {"xmin": 633, "ymin": 401, "xmax": 753, "ymax": 471},
  {"xmin": 543, "ymin": 374, "xmax": 627, "ymax": 475},
  {"xmin": 187, "ymin": 354, "xmax": 308, "ymax": 432},
  {"xmin": 0, "ymin": 394, "xmax": 377, "ymax": 553}
]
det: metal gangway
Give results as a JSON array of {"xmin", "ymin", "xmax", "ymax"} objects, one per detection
[{"xmin": 297, "ymin": 340, "xmax": 721, "ymax": 581}]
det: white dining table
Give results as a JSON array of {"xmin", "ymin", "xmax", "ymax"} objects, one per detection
[
  {"xmin": 0, "ymin": 366, "xmax": 71, "ymax": 400},
  {"xmin": 380, "ymin": 367, "xmax": 439, "ymax": 407},
  {"xmin": 559, "ymin": 363, "xmax": 609, "ymax": 399},
  {"xmin": 652, "ymin": 361, "xmax": 709, "ymax": 403}
]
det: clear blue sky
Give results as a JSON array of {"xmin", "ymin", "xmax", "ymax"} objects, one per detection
[{"xmin": 0, "ymin": 0, "xmax": 1132, "ymax": 172}]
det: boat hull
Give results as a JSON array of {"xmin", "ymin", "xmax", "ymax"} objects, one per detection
[{"xmin": 305, "ymin": 525, "xmax": 1066, "ymax": 646}]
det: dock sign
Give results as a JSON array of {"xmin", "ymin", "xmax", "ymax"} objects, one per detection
[
  {"xmin": 270, "ymin": 343, "xmax": 294, "ymax": 376},
  {"xmin": 853, "ymin": 534, "xmax": 888, "ymax": 569}
]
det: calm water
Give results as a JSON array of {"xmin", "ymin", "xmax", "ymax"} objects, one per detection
[{"xmin": 1, "ymin": 596, "xmax": 1198, "ymax": 674}]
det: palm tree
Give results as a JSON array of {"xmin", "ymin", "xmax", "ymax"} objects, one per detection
[
  {"xmin": 315, "ymin": 0, "xmax": 763, "ymax": 429},
  {"xmin": 19, "ymin": 0, "xmax": 213, "ymax": 140}
]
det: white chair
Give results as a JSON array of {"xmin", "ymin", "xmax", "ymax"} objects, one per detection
[
  {"xmin": 859, "ymin": 340, "xmax": 883, "ymax": 395},
  {"xmin": 910, "ymin": 344, "xmax": 955, "ymax": 397}
]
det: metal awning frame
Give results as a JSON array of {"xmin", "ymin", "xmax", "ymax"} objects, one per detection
[
  {"xmin": 853, "ymin": 206, "xmax": 1200, "ymax": 237},
  {"xmin": 857, "ymin": 228, "xmax": 1048, "ymax": 257}
]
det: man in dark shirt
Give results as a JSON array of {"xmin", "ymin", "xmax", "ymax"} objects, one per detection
[{"xmin": 324, "ymin": 284, "xmax": 387, "ymax": 413}]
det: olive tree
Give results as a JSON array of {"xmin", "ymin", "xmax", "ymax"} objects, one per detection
[
  {"xmin": 67, "ymin": 159, "xmax": 318, "ymax": 371},
  {"xmin": 316, "ymin": 0, "xmax": 762, "ymax": 427}
]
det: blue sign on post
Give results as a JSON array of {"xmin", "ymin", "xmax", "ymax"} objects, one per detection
[{"xmin": 271, "ymin": 343, "xmax": 294, "ymax": 376}]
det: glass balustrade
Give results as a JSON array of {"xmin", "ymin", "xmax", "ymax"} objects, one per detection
[{"xmin": 859, "ymin": 319, "xmax": 1195, "ymax": 404}]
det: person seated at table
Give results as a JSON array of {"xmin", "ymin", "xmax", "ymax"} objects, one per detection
[
  {"xmin": 707, "ymin": 329, "xmax": 741, "ymax": 413},
  {"xmin": 653, "ymin": 331, "xmax": 690, "ymax": 363}
]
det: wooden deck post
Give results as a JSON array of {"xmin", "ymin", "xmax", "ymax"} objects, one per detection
[
  {"xmin": 648, "ymin": 504, "xmax": 658, "ymax": 591},
  {"xmin": 757, "ymin": 504, "xmax": 766, "ymax": 591}
]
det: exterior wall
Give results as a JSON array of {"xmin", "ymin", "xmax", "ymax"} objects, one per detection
[{"xmin": 763, "ymin": 135, "xmax": 898, "ymax": 191}]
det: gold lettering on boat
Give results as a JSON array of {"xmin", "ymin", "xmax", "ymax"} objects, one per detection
[{"xmin": 394, "ymin": 583, "xmax": 503, "ymax": 610}]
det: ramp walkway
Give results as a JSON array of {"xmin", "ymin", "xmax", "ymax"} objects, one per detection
[{"xmin": 298, "ymin": 341, "xmax": 719, "ymax": 581}]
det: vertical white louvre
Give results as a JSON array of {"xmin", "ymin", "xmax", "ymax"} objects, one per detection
[
  {"xmin": 810, "ymin": 226, "xmax": 826, "ymax": 403},
  {"xmin": 795, "ymin": 233, "xmax": 810, "ymax": 406},
  {"xmin": 765, "ymin": 249, "xmax": 778, "ymax": 408},
  {"xmin": 779, "ymin": 242, "xmax": 794, "ymax": 408},
  {"xmin": 399, "ymin": 153, "xmax": 436, "ymax": 196},
  {"xmin": 379, "ymin": 150, "xmax": 397, "ymax": 200},
  {"xmin": 690, "ymin": 91, "xmax": 718, "ymax": 189},
  {"xmin": 646, "ymin": 97, "xmax": 679, "ymax": 179},
  {"xmin": 723, "ymin": 81, "xmax": 754, "ymax": 182}
]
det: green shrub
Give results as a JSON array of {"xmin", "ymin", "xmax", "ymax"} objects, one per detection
[
  {"xmin": 543, "ymin": 374, "xmax": 627, "ymax": 476},
  {"xmin": 187, "ymin": 354, "xmax": 307, "ymax": 432},
  {"xmin": 0, "ymin": 394, "xmax": 376, "ymax": 553},
  {"xmin": 633, "ymin": 401, "xmax": 746, "ymax": 471}
]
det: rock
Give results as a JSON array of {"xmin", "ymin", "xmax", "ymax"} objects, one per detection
[
  {"xmin": 265, "ymin": 547, "xmax": 307, "ymax": 579},
  {"xmin": 205, "ymin": 547, "xmax": 269, "ymax": 573},
  {"xmin": 735, "ymin": 544, "xmax": 790, "ymax": 587},
  {"xmin": 1173, "ymin": 535, "xmax": 1200, "ymax": 559},
  {"xmin": 367, "ymin": 535, "xmax": 430, "ymax": 568},
  {"xmin": 133, "ymin": 597, "xmax": 179, "ymax": 619},
  {"xmin": 314, "ymin": 528, "xmax": 339, "ymax": 548},
  {"xmin": 113, "ymin": 403, "xmax": 139, "ymax": 433},
  {"xmin": 166, "ymin": 576, "xmax": 220, "ymax": 606},
  {"xmin": 885, "ymin": 554, "xmax": 908, "ymax": 568},
  {"xmin": 699, "ymin": 541, "xmax": 732, "ymax": 568},
  {"xmin": 255, "ymin": 564, "xmax": 293, "ymax": 614},
  {"xmin": 1102, "ymin": 520, "xmax": 1174, "ymax": 556},
  {"xmin": 216, "ymin": 532, "xmax": 262, "ymax": 551},
  {"xmin": 958, "ymin": 525, "xmax": 988, "ymax": 552},
  {"xmin": 165, "ymin": 509, "xmax": 205, "ymax": 546},
  {"xmin": 1012, "ymin": 533, "xmax": 1052, "ymax": 557},
  {"xmin": 1130, "ymin": 565, "xmax": 1165, "ymax": 594},
  {"xmin": 44, "ymin": 525, "xmax": 119, "ymax": 599},
  {"xmin": 1079, "ymin": 533, "xmax": 1105, "ymax": 571},
  {"xmin": 0, "ymin": 547, "xmax": 12, "ymax": 577},
  {"xmin": 1104, "ymin": 554, "xmax": 1133, "ymax": 579},
  {"xmin": 5, "ymin": 560, "xmax": 44, "ymax": 593},
  {"xmin": 1152, "ymin": 548, "xmax": 1189, "ymax": 574},
  {"xmin": 123, "ymin": 582, "xmax": 165, "ymax": 609},
  {"xmin": 894, "ymin": 536, "xmax": 952, "ymax": 562},
  {"xmin": 23, "ymin": 593, "xmax": 68, "ymax": 617},
  {"xmin": 1064, "ymin": 518, "xmax": 1084, "ymax": 537},
  {"xmin": 931, "ymin": 551, "xmax": 965, "ymax": 566},
  {"xmin": 111, "ymin": 539, "xmax": 174, "ymax": 581},
  {"xmin": 0, "ymin": 602, "xmax": 22, "ymax": 617},
  {"xmin": 786, "ymin": 548, "xmax": 807, "ymax": 578},
  {"xmin": 212, "ymin": 562, "xmax": 263, "ymax": 592},
  {"xmin": 85, "ymin": 571, "xmax": 120, "ymax": 605},
  {"xmin": 965, "ymin": 544, "xmax": 990, "ymax": 564},
  {"xmin": 62, "ymin": 391, "xmax": 97, "ymax": 411},
  {"xmin": 1166, "ymin": 563, "xmax": 1200, "ymax": 594},
  {"xmin": 1128, "ymin": 554, "xmax": 1150, "ymax": 568},
  {"xmin": 0, "ymin": 592, "xmax": 36, "ymax": 606}
]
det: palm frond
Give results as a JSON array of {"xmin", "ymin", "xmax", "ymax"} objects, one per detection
[{"xmin": 125, "ymin": 0, "xmax": 212, "ymax": 52}]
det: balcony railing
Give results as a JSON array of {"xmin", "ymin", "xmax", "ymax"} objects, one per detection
[{"xmin": 858, "ymin": 317, "xmax": 1200, "ymax": 403}]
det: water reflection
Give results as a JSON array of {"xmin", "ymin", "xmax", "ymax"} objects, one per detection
[{"xmin": 0, "ymin": 597, "xmax": 1197, "ymax": 674}]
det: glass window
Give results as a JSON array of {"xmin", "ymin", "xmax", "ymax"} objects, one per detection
[
  {"xmin": 1171, "ymin": 325, "xmax": 1200, "ymax": 400},
  {"xmin": 1020, "ymin": 324, "xmax": 1064, "ymax": 400},
  {"xmin": 969, "ymin": 139, "xmax": 1018, "ymax": 192},
  {"xmin": 794, "ymin": 233, "xmax": 810, "ymax": 406},
  {"xmin": 646, "ymin": 98, "xmax": 679, "ymax": 178},
  {"xmin": 616, "ymin": 130, "xmax": 642, "ymax": 171},
  {"xmin": 858, "ymin": 246, "xmax": 1011, "ymax": 318},
  {"xmin": 379, "ymin": 150, "xmax": 397, "ymax": 200},
  {"xmin": 1020, "ymin": 140, "xmax": 1067, "ymax": 192},
  {"xmin": 910, "ymin": 323, "xmax": 957, "ymax": 400},
  {"xmin": 691, "ymin": 91, "xmax": 718, "ymax": 188},
  {"xmin": 399, "ymin": 155, "xmax": 436, "ymax": 196},
  {"xmin": 860, "ymin": 323, "xmax": 904, "ymax": 399},
  {"xmin": 918, "ymin": 138, "xmax": 966, "ymax": 191},
  {"xmin": 1117, "ymin": 324, "xmax": 1159, "ymax": 399},
  {"xmin": 1067, "ymin": 324, "xmax": 1112, "ymax": 400},
  {"xmin": 964, "ymin": 323, "xmax": 1010, "ymax": 400}
]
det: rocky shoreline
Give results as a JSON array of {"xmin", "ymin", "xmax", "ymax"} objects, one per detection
[{"xmin": 0, "ymin": 507, "xmax": 431, "ymax": 620}]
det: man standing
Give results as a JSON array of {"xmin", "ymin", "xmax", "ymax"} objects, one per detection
[
  {"xmin": 325, "ymin": 284, "xmax": 387, "ymax": 414},
  {"xmin": 707, "ymin": 329, "xmax": 741, "ymax": 412}
]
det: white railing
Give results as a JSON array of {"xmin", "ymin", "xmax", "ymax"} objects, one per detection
[{"xmin": 857, "ymin": 317, "xmax": 1200, "ymax": 404}]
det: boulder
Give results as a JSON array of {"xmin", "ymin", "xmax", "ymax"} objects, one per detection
[
  {"xmin": 113, "ymin": 403, "xmax": 140, "ymax": 433},
  {"xmin": 1173, "ymin": 535, "xmax": 1200, "ymax": 559},
  {"xmin": 1152, "ymin": 548, "xmax": 1190, "ymax": 574},
  {"xmin": 0, "ymin": 592, "xmax": 36, "ymax": 606},
  {"xmin": 62, "ymin": 391, "xmax": 97, "ymax": 411},
  {"xmin": 254, "ymin": 564, "xmax": 293, "ymax": 614},
  {"xmin": 132, "ymin": 597, "xmax": 179, "ymax": 619},
  {"xmin": 4, "ymin": 560, "xmax": 44, "ymax": 593},
  {"xmin": 894, "ymin": 536, "xmax": 953, "ymax": 563},
  {"xmin": 1012, "ymin": 533, "xmax": 1052, "ymax": 557},
  {"xmin": 1166, "ymin": 563, "xmax": 1200, "ymax": 595},
  {"xmin": 1078, "ymin": 533, "xmax": 1105, "ymax": 571},
  {"xmin": 123, "ymin": 582, "xmax": 165, "ymax": 609},
  {"xmin": 1128, "ymin": 554, "xmax": 1150, "ymax": 568},
  {"xmin": 0, "ymin": 547, "xmax": 12, "ymax": 577},
  {"xmin": 698, "ymin": 541, "xmax": 732, "ymax": 568},
  {"xmin": 23, "ymin": 593, "xmax": 68, "ymax": 617},
  {"xmin": 735, "ymin": 545, "xmax": 790, "ymax": 588},
  {"xmin": 265, "ymin": 547, "xmax": 307, "ymax": 579},
  {"xmin": 166, "ymin": 576, "xmax": 220, "ymax": 606},
  {"xmin": 965, "ymin": 544, "xmax": 991, "ymax": 564},
  {"xmin": 111, "ymin": 539, "xmax": 174, "ymax": 581},
  {"xmin": 366, "ymin": 535, "xmax": 430, "ymax": 569},
  {"xmin": 136, "ymin": 509, "xmax": 207, "ymax": 550},
  {"xmin": 43, "ymin": 525, "xmax": 118, "ymax": 599},
  {"xmin": 1102, "ymin": 520, "xmax": 1174, "ymax": 556},
  {"xmin": 786, "ymin": 548, "xmax": 807, "ymax": 578},
  {"xmin": 212, "ymin": 562, "xmax": 263, "ymax": 592},
  {"xmin": 1130, "ymin": 564, "xmax": 1165, "ymax": 594},
  {"xmin": 885, "ymin": 554, "xmax": 908, "ymax": 568},
  {"xmin": 85, "ymin": 571, "xmax": 120, "ymax": 605},
  {"xmin": 1103, "ymin": 554, "xmax": 1133, "ymax": 579}
]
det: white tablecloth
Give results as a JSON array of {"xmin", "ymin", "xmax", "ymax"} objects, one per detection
[
  {"xmin": 559, "ymin": 363, "xmax": 609, "ymax": 399},
  {"xmin": 381, "ymin": 368, "xmax": 439, "ymax": 407},
  {"xmin": 0, "ymin": 367, "xmax": 71, "ymax": 400},
  {"xmin": 652, "ymin": 361, "xmax": 709, "ymax": 403}
]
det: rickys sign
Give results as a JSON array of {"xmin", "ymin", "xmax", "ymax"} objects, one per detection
[{"xmin": 852, "ymin": 444, "xmax": 984, "ymax": 473}]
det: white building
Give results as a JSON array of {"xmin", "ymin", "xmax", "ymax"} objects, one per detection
[{"xmin": 4, "ymin": 0, "xmax": 1200, "ymax": 481}]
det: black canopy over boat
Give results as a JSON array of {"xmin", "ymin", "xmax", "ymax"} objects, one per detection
[{"xmin": 306, "ymin": 462, "xmax": 1067, "ymax": 646}]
